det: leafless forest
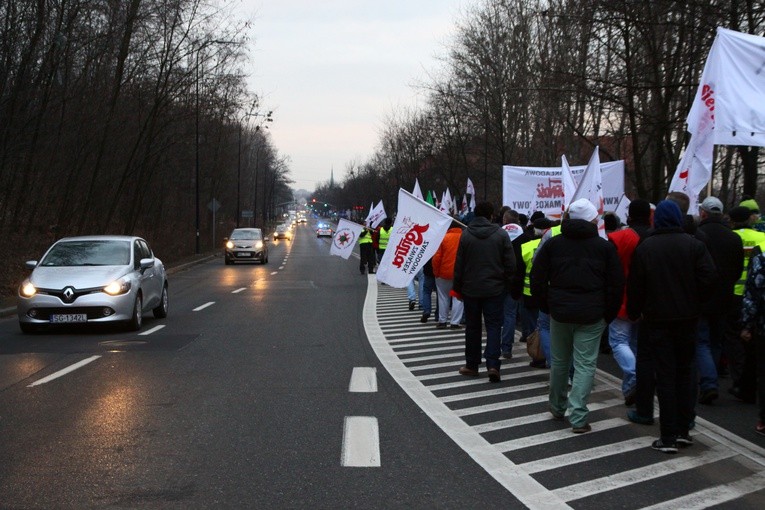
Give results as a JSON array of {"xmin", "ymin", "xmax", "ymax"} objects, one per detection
[
  {"xmin": 315, "ymin": 0, "xmax": 765, "ymax": 221},
  {"xmin": 0, "ymin": 0, "xmax": 293, "ymax": 295}
]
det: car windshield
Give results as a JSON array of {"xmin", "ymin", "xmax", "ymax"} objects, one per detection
[
  {"xmin": 231, "ymin": 230, "xmax": 261, "ymax": 241},
  {"xmin": 277, "ymin": 225, "xmax": 288, "ymax": 232},
  {"xmin": 40, "ymin": 240, "xmax": 131, "ymax": 267}
]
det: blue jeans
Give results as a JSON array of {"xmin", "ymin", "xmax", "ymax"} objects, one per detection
[
  {"xmin": 696, "ymin": 318, "xmax": 720, "ymax": 392},
  {"xmin": 521, "ymin": 299, "xmax": 538, "ymax": 341},
  {"xmin": 407, "ymin": 270, "xmax": 420, "ymax": 302},
  {"xmin": 538, "ymin": 311, "xmax": 552, "ymax": 367},
  {"xmin": 501, "ymin": 293, "xmax": 519, "ymax": 354},
  {"xmin": 608, "ymin": 318, "xmax": 638, "ymax": 397},
  {"xmin": 463, "ymin": 293, "xmax": 505, "ymax": 370},
  {"xmin": 420, "ymin": 273, "xmax": 435, "ymax": 316}
]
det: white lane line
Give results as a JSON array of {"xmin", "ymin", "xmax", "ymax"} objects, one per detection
[
  {"xmin": 521, "ymin": 436, "xmax": 653, "ymax": 474},
  {"xmin": 363, "ymin": 276, "xmax": 567, "ymax": 507},
  {"xmin": 438, "ymin": 381, "xmax": 550, "ymax": 403},
  {"xmin": 496, "ymin": 417, "xmax": 629, "ymax": 453},
  {"xmin": 390, "ymin": 339, "xmax": 463, "ymax": 349},
  {"xmin": 271, "ymin": 271, "xmax": 278, "ymax": 275},
  {"xmin": 640, "ymin": 471, "xmax": 765, "ymax": 510},
  {"xmin": 425, "ymin": 370, "xmax": 546, "ymax": 390},
  {"xmin": 416, "ymin": 360, "xmax": 530, "ymax": 377},
  {"xmin": 193, "ymin": 302, "xmax": 215, "ymax": 311},
  {"xmin": 138, "ymin": 325, "xmax": 166, "ymax": 336},
  {"xmin": 341, "ymin": 416, "xmax": 380, "ymax": 467},
  {"xmin": 393, "ymin": 345, "xmax": 463, "ymax": 356},
  {"xmin": 278, "ymin": 266, "xmax": 285, "ymax": 269},
  {"xmin": 232, "ymin": 288, "xmax": 246, "ymax": 294},
  {"xmin": 28, "ymin": 356, "xmax": 101, "ymax": 387},
  {"xmin": 349, "ymin": 367, "xmax": 378, "ymax": 392},
  {"xmin": 553, "ymin": 444, "xmax": 736, "ymax": 502},
  {"xmin": 452, "ymin": 386, "xmax": 612, "ymax": 417}
]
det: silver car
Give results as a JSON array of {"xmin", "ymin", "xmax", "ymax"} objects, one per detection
[
  {"xmin": 224, "ymin": 228, "xmax": 268, "ymax": 264},
  {"xmin": 17, "ymin": 236, "xmax": 168, "ymax": 333}
]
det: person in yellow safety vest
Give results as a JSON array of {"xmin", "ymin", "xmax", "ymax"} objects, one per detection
[
  {"xmin": 728, "ymin": 205, "xmax": 765, "ymax": 404},
  {"xmin": 358, "ymin": 227, "xmax": 376, "ymax": 275},
  {"xmin": 518, "ymin": 217, "xmax": 554, "ymax": 362},
  {"xmin": 376, "ymin": 217, "xmax": 393, "ymax": 263},
  {"xmin": 531, "ymin": 217, "xmax": 562, "ymax": 368}
]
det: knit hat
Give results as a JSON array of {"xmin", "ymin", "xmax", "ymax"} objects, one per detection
[
  {"xmin": 603, "ymin": 212, "xmax": 621, "ymax": 231},
  {"xmin": 628, "ymin": 198, "xmax": 652, "ymax": 223},
  {"xmin": 532, "ymin": 217, "xmax": 553, "ymax": 230},
  {"xmin": 567, "ymin": 198, "xmax": 599, "ymax": 222},
  {"xmin": 529, "ymin": 210, "xmax": 545, "ymax": 222},
  {"xmin": 653, "ymin": 200, "xmax": 683, "ymax": 228},
  {"xmin": 729, "ymin": 206, "xmax": 753, "ymax": 223},
  {"xmin": 740, "ymin": 199, "xmax": 760, "ymax": 214},
  {"xmin": 700, "ymin": 196, "xmax": 724, "ymax": 213}
]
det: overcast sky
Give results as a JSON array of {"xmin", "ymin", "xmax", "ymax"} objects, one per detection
[{"xmin": 238, "ymin": 1, "xmax": 469, "ymax": 191}]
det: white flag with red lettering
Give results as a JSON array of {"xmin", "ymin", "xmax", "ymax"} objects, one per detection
[
  {"xmin": 330, "ymin": 219, "xmax": 364, "ymax": 259},
  {"xmin": 368, "ymin": 200, "xmax": 387, "ymax": 229},
  {"xmin": 376, "ymin": 189, "xmax": 453, "ymax": 288}
]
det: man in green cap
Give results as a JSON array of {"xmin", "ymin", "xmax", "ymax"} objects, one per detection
[{"xmin": 740, "ymin": 198, "xmax": 765, "ymax": 233}]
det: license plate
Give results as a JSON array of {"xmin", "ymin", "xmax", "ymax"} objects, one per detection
[
  {"xmin": 50, "ymin": 314, "xmax": 87, "ymax": 323},
  {"xmin": 237, "ymin": 252, "xmax": 252, "ymax": 257}
]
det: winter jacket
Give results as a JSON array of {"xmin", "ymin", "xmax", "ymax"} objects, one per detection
[
  {"xmin": 697, "ymin": 216, "xmax": 744, "ymax": 315},
  {"xmin": 453, "ymin": 216, "xmax": 515, "ymax": 298},
  {"xmin": 627, "ymin": 227, "xmax": 716, "ymax": 324},
  {"xmin": 531, "ymin": 219, "xmax": 624, "ymax": 324},
  {"xmin": 432, "ymin": 227, "xmax": 462, "ymax": 279},
  {"xmin": 741, "ymin": 252, "xmax": 765, "ymax": 336}
]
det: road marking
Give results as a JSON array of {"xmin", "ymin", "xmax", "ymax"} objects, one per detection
[
  {"xmin": 341, "ymin": 416, "xmax": 380, "ymax": 467},
  {"xmin": 495, "ymin": 417, "xmax": 629, "ymax": 453},
  {"xmin": 193, "ymin": 302, "xmax": 215, "ymax": 311},
  {"xmin": 138, "ymin": 325, "xmax": 165, "ymax": 336},
  {"xmin": 232, "ymin": 288, "xmax": 246, "ymax": 294},
  {"xmin": 278, "ymin": 265, "xmax": 285, "ymax": 269},
  {"xmin": 271, "ymin": 271, "xmax": 278, "ymax": 275},
  {"xmin": 28, "ymin": 356, "xmax": 101, "ymax": 387},
  {"xmin": 349, "ymin": 367, "xmax": 377, "ymax": 392},
  {"xmin": 641, "ymin": 471, "xmax": 765, "ymax": 509},
  {"xmin": 521, "ymin": 436, "xmax": 654, "ymax": 474}
]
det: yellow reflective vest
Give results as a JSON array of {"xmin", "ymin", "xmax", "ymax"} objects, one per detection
[
  {"xmin": 734, "ymin": 228, "xmax": 765, "ymax": 295},
  {"xmin": 378, "ymin": 227, "xmax": 392, "ymax": 250},
  {"xmin": 522, "ymin": 238, "xmax": 542, "ymax": 297}
]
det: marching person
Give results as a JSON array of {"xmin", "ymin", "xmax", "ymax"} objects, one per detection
[
  {"xmin": 453, "ymin": 202, "xmax": 516, "ymax": 383},
  {"xmin": 358, "ymin": 227, "xmax": 376, "ymax": 275},
  {"xmin": 432, "ymin": 220, "xmax": 464, "ymax": 329},
  {"xmin": 532, "ymin": 198, "xmax": 624, "ymax": 433},
  {"xmin": 740, "ymin": 251, "xmax": 765, "ymax": 436},
  {"xmin": 627, "ymin": 200, "xmax": 716, "ymax": 453}
]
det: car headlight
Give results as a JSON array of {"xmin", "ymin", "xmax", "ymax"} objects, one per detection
[
  {"xmin": 255, "ymin": 241, "xmax": 263, "ymax": 249},
  {"xmin": 226, "ymin": 241, "xmax": 234, "ymax": 249},
  {"xmin": 19, "ymin": 280, "xmax": 37, "ymax": 298},
  {"xmin": 103, "ymin": 278, "xmax": 132, "ymax": 296}
]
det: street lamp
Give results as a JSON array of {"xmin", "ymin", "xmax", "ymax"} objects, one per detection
[{"xmin": 195, "ymin": 38, "xmax": 239, "ymax": 254}]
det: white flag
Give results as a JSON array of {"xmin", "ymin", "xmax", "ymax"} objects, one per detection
[
  {"xmin": 368, "ymin": 200, "xmax": 387, "ymax": 229},
  {"xmin": 561, "ymin": 155, "xmax": 578, "ymax": 213},
  {"xmin": 461, "ymin": 195, "xmax": 468, "ymax": 213},
  {"xmin": 412, "ymin": 179, "xmax": 424, "ymax": 200},
  {"xmin": 571, "ymin": 146, "xmax": 606, "ymax": 239},
  {"xmin": 469, "ymin": 193, "xmax": 476, "ymax": 211},
  {"xmin": 330, "ymin": 219, "xmax": 364, "ymax": 259},
  {"xmin": 364, "ymin": 202, "xmax": 374, "ymax": 226},
  {"xmin": 613, "ymin": 194, "xmax": 631, "ymax": 226},
  {"xmin": 466, "ymin": 177, "xmax": 475, "ymax": 196},
  {"xmin": 376, "ymin": 189, "xmax": 453, "ymax": 288},
  {"xmin": 440, "ymin": 189, "xmax": 453, "ymax": 214}
]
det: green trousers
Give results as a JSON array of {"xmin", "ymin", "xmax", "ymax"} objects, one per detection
[{"xmin": 549, "ymin": 318, "xmax": 606, "ymax": 428}]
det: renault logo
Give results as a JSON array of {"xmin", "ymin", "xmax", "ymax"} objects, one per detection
[{"xmin": 62, "ymin": 287, "xmax": 75, "ymax": 302}]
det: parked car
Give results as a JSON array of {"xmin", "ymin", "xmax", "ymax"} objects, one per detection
[
  {"xmin": 17, "ymin": 236, "xmax": 168, "ymax": 333},
  {"xmin": 273, "ymin": 224, "xmax": 292, "ymax": 241},
  {"xmin": 225, "ymin": 228, "xmax": 268, "ymax": 265},
  {"xmin": 316, "ymin": 224, "xmax": 333, "ymax": 238}
]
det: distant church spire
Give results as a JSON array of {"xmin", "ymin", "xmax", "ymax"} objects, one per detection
[{"xmin": 330, "ymin": 166, "xmax": 335, "ymax": 188}]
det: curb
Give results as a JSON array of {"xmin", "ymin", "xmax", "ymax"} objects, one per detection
[{"xmin": 0, "ymin": 254, "xmax": 217, "ymax": 319}]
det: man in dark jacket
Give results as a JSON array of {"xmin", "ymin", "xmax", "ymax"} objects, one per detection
[
  {"xmin": 453, "ymin": 202, "xmax": 516, "ymax": 382},
  {"xmin": 627, "ymin": 200, "xmax": 716, "ymax": 454},
  {"xmin": 531, "ymin": 198, "xmax": 624, "ymax": 433},
  {"xmin": 696, "ymin": 196, "xmax": 744, "ymax": 404},
  {"xmin": 500, "ymin": 209, "xmax": 531, "ymax": 359}
]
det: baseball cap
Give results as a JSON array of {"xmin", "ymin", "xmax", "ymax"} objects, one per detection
[
  {"xmin": 740, "ymin": 199, "xmax": 760, "ymax": 214},
  {"xmin": 700, "ymin": 196, "xmax": 723, "ymax": 213}
]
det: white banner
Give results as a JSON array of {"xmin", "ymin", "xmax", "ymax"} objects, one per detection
[
  {"xmin": 687, "ymin": 28, "xmax": 765, "ymax": 147},
  {"xmin": 368, "ymin": 200, "xmax": 387, "ymax": 229},
  {"xmin": 502, "ymin": 160, "xmax": 625, "ymax": 219},
  {"xmin": 376, "ymin": 189, "xmax": 453, "ymax": 288},
  {"xmin": 330, "ymin": 219, "xmax": 364, "ymax": 260}
]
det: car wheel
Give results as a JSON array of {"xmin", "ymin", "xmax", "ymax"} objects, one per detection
[
  {"xmin": 153, "ymin": 284, "xmax": 168, "ymax": 319},
  {"xmin": 127, "ymin": 293, "xmax": 143, "ymax": 331},
  {"xmin": 19, "ymin": 322, "xmax": 40, "ymax": 334}
]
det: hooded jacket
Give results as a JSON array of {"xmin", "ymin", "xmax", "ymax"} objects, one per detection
[
  {"xmin": 531, "ymin": 218, "xmax": 624, "ymax": 324},
  {"xmin": 432, "ymin": 227, "xmax": 462, "ymax": 280},
  {"xmin": 453, "ymin": 216, "xmax": 515, "ymax": 298}
]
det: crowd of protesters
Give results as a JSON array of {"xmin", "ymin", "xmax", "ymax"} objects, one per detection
[{"xmin": 367, "ymin": 192, "xmax": 765, "ymax": 454}]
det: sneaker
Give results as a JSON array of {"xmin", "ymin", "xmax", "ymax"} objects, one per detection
[
  {"xmin": 487, "ymin": 367, "xmax": 501, "ymax": 382},
  {"xmin": 756, "ymin": 421, "xmax": 765, "ymax": 437},
  {"xmin": 458, "ymin": 366, "xmax": 479, "ymax": 377},
  {"xmin": 627, "ymin": 410, "xmax": 655, "ymax": 425},
  {"xmin": 651, "ymin": 439, "xmax": 678, "ymax": 454},
  {"xmin": 550, "ymin": 409, "xmax": 565, "ymax": 421},
  {"xmin": 572, "ymin": 423, "xmax": 591, "ymax": 434},
  {"xmin": 408, "ymin": 300, "xmax": 416, "ymax": 311},
  {"xmin": 502, "ymin": 352, "xmax": 513, "ymax": 360},
  {"xmin": 449, "ymin": 323, "xmax": 462, "ymax": 329},
  {"xmin": 420, "ymin": 314, "xmax": 429, "ymax": 323},
  {"xmin": 698, "ymin": 388, "xmax": 719, "ymax": 405},
  {"xmin": 436, "ymin": 322, "xmax": 447, "ymax": 329},
  {"xmin": 676, "ymin": 434, "xmax": 694, "ymax": 447}
]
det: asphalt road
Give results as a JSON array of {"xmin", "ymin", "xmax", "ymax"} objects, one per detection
[{"xmin": 1, "ymin": 220, "xmax": 764, "ymax": 509}]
